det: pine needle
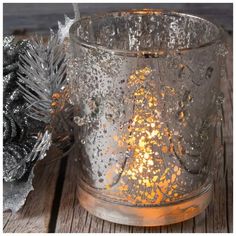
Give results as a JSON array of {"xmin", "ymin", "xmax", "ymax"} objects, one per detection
[{"xmin": 18, "ymin": 33, "xmax": 67, "ymax": 124}]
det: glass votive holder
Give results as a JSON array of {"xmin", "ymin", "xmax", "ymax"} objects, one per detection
[{"xmin": 69, "ymin": 9, "xmax": 226, "ymax": 226}]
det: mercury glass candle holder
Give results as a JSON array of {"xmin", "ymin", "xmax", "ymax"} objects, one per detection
[{"xmin": 69, "ymin": 9, "xmax": 226, "ymax": 226}]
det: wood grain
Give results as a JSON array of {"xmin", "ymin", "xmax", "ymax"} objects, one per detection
[
  {"xmin": 3, "ymin": 34, "xmax": 233, "ymax": 233},
  {"xmin": 3, "ymin": 3, "xmax": 233, "ymax": 36},
  {"xmin": 3, "ymin": 147, "xmax": 62, "ymax": 233}
]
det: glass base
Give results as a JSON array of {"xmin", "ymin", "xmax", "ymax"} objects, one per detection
[{"xmin": 78, "ymin": 184, "xmax": 212, "ymax": 226}]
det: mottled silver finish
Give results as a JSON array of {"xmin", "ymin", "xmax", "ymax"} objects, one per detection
[{"xmin": 69, "ymin": 10, "xmax": 226, "ymax": 224}]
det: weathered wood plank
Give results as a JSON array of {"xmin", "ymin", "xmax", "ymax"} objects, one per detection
[
  {"xmin": 102, "ymin": 220, "xmax": 116, "ymax": 233},
  {"xmin": 212, "ymin": 146, "xmax": 228, "ymax": 233},
  {"xmin": 168, "ymin": 221, "xmax": 183, "ymax": 232},
  {"xmin": 193, "ymin": 211, "xmax": 206, "ymax": 232},
  {"xmin": 222, "ymin": 35, "xmax": 233, "ymax": 142},
  {"xmin": 114, "ymin": 224, "xmax": 132, "ymax": 233},
  {"xmin": 3, "ymin": 3, "xmax": 233, "ymax": 36},
  {"xmin": 132, "ymin": 226, "xmax": 146, "ymax": 233},
  {"xmin": 221, "ymin": 35, "xmax": 233, "ymax": 233},
  {"xmin": 146, "ymin": 226, "xmax": 161, "ymax": 233},
  {"xmin": 225, "ymin": 142, "xmax": 233, "ymax": 233},
  {"xmin": 205, "ymin": 201, "xmax": 214, "ymax": 233},
  {"xmin": 55, "ymin": 149, "xmax": 102, "ymax": 233},
  {"xmin": 54, "ymin": 149, "xmax": 79, "ymax": 233},
  {"xmin": 3, "ymin": 211, "xmax": 12, "ymax": 230},
  {"xmin": 223, "ymin": 35, "xmax": 233, "ymax": 233},
  {"xmin": 3, "ymin": 147, "xmax": 62, "ymax": 233},
  {"xmin": 181, "ymin": 218, "xmax": 194, "ymax": 233}
]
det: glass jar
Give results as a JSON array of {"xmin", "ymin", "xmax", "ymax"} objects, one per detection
[{"xmin": 69, "ymin": 9, "xmax": 226, "ymax": 226}]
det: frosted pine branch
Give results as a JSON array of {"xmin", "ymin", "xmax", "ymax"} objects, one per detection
[{"xmin": 18, "ymin": 33, "xmax": 67, "ymax": 123}]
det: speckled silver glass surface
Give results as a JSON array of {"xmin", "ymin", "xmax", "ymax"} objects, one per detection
[{"xmin": 69, "ymin": 10, "xmax": 226, "ymax": 226}]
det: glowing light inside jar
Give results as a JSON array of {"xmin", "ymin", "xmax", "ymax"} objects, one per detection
[{"xmin": 104, "ymin": 67, "xmax": 189, "ymax": 205}]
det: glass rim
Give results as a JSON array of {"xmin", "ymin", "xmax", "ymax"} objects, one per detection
[{"xmin": 69, "ymin": 9, "xmax": 224, "ymax": 57}]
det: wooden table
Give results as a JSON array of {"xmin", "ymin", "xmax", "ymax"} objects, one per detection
[{"xmin": 3, "ymin": 33, "xmax": 232, "ymax": 233}]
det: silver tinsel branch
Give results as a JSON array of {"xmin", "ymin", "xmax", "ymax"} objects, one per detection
[
  {"xmin": 18, "ymin": 33, "xmax": 67, "ymax": 123},
  {"xmin": 3, "ymin": 36, "xmax": 53, "ymax": 212},
  {"xmin": 3, "ymin": 6, "xmax": 79, "ymax": 211}
]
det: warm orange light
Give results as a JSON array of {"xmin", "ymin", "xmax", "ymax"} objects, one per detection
[{"xmin": 108, "ymin": 67, "xmax": 184, "ymax": 204}]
